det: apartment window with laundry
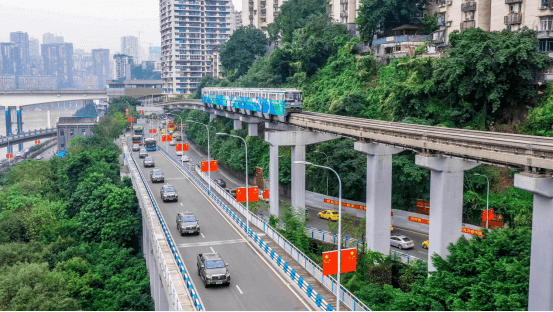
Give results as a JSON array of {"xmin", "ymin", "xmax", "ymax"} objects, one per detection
[{"xmin": 542, "ymin": 16, "xmax": 553, "ymax": 31}]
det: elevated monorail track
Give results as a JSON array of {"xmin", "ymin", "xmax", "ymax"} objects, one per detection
[{"xmin": 158, "ymin": 100, "xmax": 553, "ymax": 170}]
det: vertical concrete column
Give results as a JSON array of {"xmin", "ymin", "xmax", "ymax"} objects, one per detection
[
  {"xmin": 415, "ymin": 155, "xmax": 479, "ymax": 272},
  {"xmin": 16, "ymin": 108, "xmax": 23, "ymax": 152},
  {"xmin": 354, "ymin": 142, "xmax": 404, "ymax": 254},
  {"xmin": 47, "ymin": 108, "xmax": 52, "ymax": 128},
  {"xmin": 269, "ymin": 143, "xmax": 280, "ymax": 217},
  {"xmin": 209, "ymin": 113, "xmax": 215, "ymax": 122},
  {"xmin": 514, "ymin": 173, "xmax": 553, "ymax": 311},
  {"xmin": 291, "ymin": 145, "xmax": 306, "ymax": 214},
  {"xmin": 5, "ymin": 108, "xmax": 12, "ymax": 136},
  {"xmin": 233, "ymin": 119, "xmax": 242, "ymax": 130},
  {"xmin": 248, "ymin": 123, "xmax": 258, "ymax": 137}
]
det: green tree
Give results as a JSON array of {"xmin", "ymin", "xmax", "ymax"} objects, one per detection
[
  {"xmin": 220, "ymin": 26, "xmax": 268, "ymax": 80},
  {"xmin": 420, "ymin": 12, "xmax": 440, "ymax": 34},
  {"xmin": 267, "ymin": 0, "xmax": 328, "ymax": 43}
]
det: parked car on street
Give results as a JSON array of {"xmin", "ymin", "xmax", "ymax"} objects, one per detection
[
  {"xmin": 390, "ymin": 235, "xmax": 415, "ymax": 250},
  {"xmin": 214, "ymin": 179, "xmax": 226, "ymax": 188},
  {"xmin": 143, "ymin": 157, "xmax": 155, "ymax": 167},
  {"xmin": 161, "ymin": 184, "xmax": 178, "ymax": 202},
  {"xmin": 176, "ymin": 212, "xmax": 200, "ymax": 235},
  {"xmin": 317, "ymin": 210, "xmax": 339, "ymax": 221},
  {"xmin": 150, "ymin": 169, "xmax": 164, "ymax": 183},
  {"xmin": 197, "ymin": 253, "xmax": 230, "ymax": 287},
  {"xmin": 139, "ymin": 149, "xmax": 148, "ymax": 158}
]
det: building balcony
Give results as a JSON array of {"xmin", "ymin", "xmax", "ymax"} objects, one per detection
[
  {"xmin": 539, "ymin": 0, "xmax": 553, "ymax": 9},
  {"xmin": 461, "ymin": 1, "xmax": 476, "ymax": 11},
  {"xmin": 506, "ymin": 0, "xmax": 523, "ymax": 3},
  {"xmin": 504, "ymin": 12, "xmax": 522, "ymax": 24},
  {"xmin": 460, "ymin": 20, "xmax": 476, "ymax": 30},
  {"xmin": 538, "ymin": 30, "xmax": 553, "ymax": 39}
]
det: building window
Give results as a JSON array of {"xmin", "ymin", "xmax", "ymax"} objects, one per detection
[
  {"xmin": 539, "ymin": 39, "xmax": 553, "ymax": 51},
  {"xmin": 70, "ymin": 128, "xmax": 74, "ymax": 136},
  {"xmin": 59, "ymin": 129, "xmax": 64, "ymax": 136},
  {"xmin": 542, "ymin": 16, "xmax": 553, "ymax": 31}
]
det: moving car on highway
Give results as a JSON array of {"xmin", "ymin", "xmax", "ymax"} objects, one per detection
[
  {"xmin": 390, "ymin": 235, "xmax": 415, "ymax": 250},
  {"xmin": 176, "ymin": 212, "xmax": 200, "ymax": 235},
  {"xmin": 150, "ymin": 169, "xmax": 164, "ymax": 183},
  {"xmin": 197, "ymin": 253, "xmax": 230, "ymax": 287},
  {"xmin": 139, "ymin": 149, "xmax": 148, "ymax": 158},
  {"xmin": 317, "ymin": 210, "xmax": 339, "ymax": 221},
  {"xmin": 422, "ymin": 240, "xmax": 429, "ymax": 249},
  {"xmin": 143, "ymin": 157, "xmax": 155, "ymax": 167},
  {"xmin": 132, "ymin": 144, "xmax": 141, "ymax": 151},
  {"xmin": 181, "ymin": 155, "xmax": 189, "ymax": 162},
  {"xmin": 176, "ymin": 150, "xmax": 183, "ymax": 156},
  {"xmin": 160, "ymin": 184, "xmax": 178, "ymax": 202},
  {"xmin": 214, "ymin": 179, "xmax": 226, "ymax": 188}
]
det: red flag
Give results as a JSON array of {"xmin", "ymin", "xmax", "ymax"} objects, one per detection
[
  {"xmin": 481, "ymin": 209, "xmax": 496, "ymax": 222},
  {"xmin": 341, "ymin": 248, "xmax": 357, "ymax": 273},
  {"xmin": 149, "ymin": 129, "xmax": 157, "ymax": 134},
  {"xmin": 176, "ymin": 144, "xmax": 183, "ymax": 151},
  {"xmin": 248, "ymin": 187, "xmax": 259, "ymax": 202},
  {"xmin": 6, "ymin": 154, "xmax": 13, "ymax": 159},
  {"xmin": 263, "ymin": 189, "xmax": 269, "ymax": 199},
  {"xmin": 210, "ymin": 160, "xmax": 218, "ymax": 172},
  {"xmin": 236, "ymin": 187, "xmax": 247, "ymax": 202},
  {"xmin": 201, "ymin": 161, "xmax": 208, "ymax": 172},
  {"xmin": 183, "ymin": 143, "xmax": 189, "ymax": 151},
  {"xmin": 128, "ymin": 117, "xmax": 135, "ymax": 122},
  {"xmin": 161, "ymin": 135, "xmax": 166, "ymax": 142},
  {"xmin": 322, "ymin": 250, "xmax": 338, "ymax": 275}
]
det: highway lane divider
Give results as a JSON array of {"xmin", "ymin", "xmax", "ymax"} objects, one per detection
[
  {"xmin": 125, "ymin": 142, "xmax": 204, "ymax": 311},
  {"xmin": 159, "ymin": 146, "xmax": 369, "ymax": 311}
]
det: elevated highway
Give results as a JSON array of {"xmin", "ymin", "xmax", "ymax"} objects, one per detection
[
  {"xmin": 0, "ymin": 89, "xmax": 108, "ymax": 107},
  {"xmin": 0, "ymin": 128, "xmax": 57, "ymax": 149}
]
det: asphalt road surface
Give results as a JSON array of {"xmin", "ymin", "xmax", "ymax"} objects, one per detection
[
  {"xmin": 131, "ymin": 125, "xmax": 311, "ymax": 311},
  {"xmin": 141, "ymin": 119, "xmax": 430, "ymax": 261}
]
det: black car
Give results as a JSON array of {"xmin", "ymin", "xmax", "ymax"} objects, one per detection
[
  {"xmin": 143, "ymin": 156, "xmax": 155, "ymax": 167},
  {"xmin": 161, "ymin": 184, "xmax": 178, "ymax": 202},
  {"xmin": 150, "ymin": 169, "xmax": 164, "ymax": 183},
  {"xmin": 214, "ymin": 179, "xmax": 226, "ymax": 188},
  {"xmin": 176, "ymin": 212, "xmax": 200, "ymax": 235}
]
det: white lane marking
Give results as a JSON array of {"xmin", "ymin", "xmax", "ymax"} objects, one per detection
[
  {"xmin": 165, "ymin": 178, "xmax": 185, "ymax": 181},
  {"xmin": 210, "ymin": 247, "xmax": 215, "ymax": 253},
  {"xmin": 418, "ymin": 251, "xmax": 428, "ymax": 256},
  {"xmin": 236, "ymin": 285, "xmax": 244, "ymax": 295},
  {"xmin": 177, "ymin": 239, "xmax": 245, "ymax": 248},
  {"xmin": 200, "ymin": 233, "xmax": 205, "ymax": 238},
  {"xmin": 180, "ymin": 202, "xmax": 184, "ymax": 206},
  {"xmin": 161, "ymin": 151, "xmax": 312, "ymax": 311}
]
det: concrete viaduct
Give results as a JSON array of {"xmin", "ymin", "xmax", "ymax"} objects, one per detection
[{"xmin": 154, "ymin": 98, "xmax": 553, "ymax": 311}]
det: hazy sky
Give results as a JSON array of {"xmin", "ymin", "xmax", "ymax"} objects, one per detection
[{"xmin": 0, "ymin": 0, "xmax": 242, "ymax": 54}]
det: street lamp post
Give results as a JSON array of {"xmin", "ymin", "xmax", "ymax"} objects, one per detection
[
  {"xmin": 474, "ymin": 173, "xmax": 490, "ymax": 229},
  {"xmin": 295, "ymin": 160, "xmax": 342, "ymax": 312},
  {"xmin": 313, "ymin": 150, "xmax": 330, "ymax": 196},
  {"xmin": 186, "ymin": 120, "xmax": 212, "ymax": 194},
  {"xmin": 217, "ymin": 133, "xmax": 250, "ymax": 234}
]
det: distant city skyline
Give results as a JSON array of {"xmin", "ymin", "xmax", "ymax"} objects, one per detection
[{"xmin": 0, "ymin": 0, "xmax": 242, "ymax": 54}]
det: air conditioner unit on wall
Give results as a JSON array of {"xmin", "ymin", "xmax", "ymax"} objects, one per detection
[{"xmin": 447, "ymin": 0, "xmax": 452, "ymax": 5}]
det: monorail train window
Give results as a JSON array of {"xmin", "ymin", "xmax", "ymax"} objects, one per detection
[{"xmin": 286, "ymin": 93, "xmax": 294, "ymax": 100}]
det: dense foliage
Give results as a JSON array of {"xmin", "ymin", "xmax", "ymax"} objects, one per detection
[
  {"xmin": 220, "ymin": 26, "xmax": 268, "ymax": 80},
  {"xmin": 0, "ymin": 106, "xmax": 154, "ymax": 310},
  {"xmin": 267, "ymin": 0, "xmax": 328, "ymax": 43}
]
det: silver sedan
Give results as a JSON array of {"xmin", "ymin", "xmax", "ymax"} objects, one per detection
[{"xmin": 390, "ymin": 235, "xmax": 415, "ymax": 250}]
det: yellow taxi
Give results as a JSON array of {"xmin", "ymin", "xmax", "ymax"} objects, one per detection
[
  {"xmin": 391, "ymin": 224, "xmax": 394, "ymax": 232},
  {"xmin": 422, "ymin": 240, "xmax": 429, "ymax": 249},
  {"xmin": 317, "ymin": 210, "xmax": 339, "ymax": 221},
  {"xmin": 172, "ymin": 132, "xmax": 179, "ymax": 138},
  {"xmin": 161, "ymin": 129, "xmax": 166, "ymax": 134}
]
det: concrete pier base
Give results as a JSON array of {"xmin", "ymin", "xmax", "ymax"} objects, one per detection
[
  {"xmin": 269, "ymin": 144, "xmax": 280, "ymax": 217},
  {"xmin": 415, "ymin": 155, "xmax": 479, "ymax": 272},
  {"xmin": 291, "ymin": 145, "xmax": 306, "ymax": 214},
  {"xmin": 354, "ymin": 142, "xmax": 404, "ymax": 254},
  {"xmin": 233, "ymin": 119, "xmax": 242, "ymax": 130},
  {"xmin": 248, "ymin": 123, "xmax": 258, "ymax": 137},
  {"xmin": 515, "ymin": 173, "xmax": 553, "ymax": 311}
]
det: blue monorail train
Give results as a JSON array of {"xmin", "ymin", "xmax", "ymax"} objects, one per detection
[{"xmin": 201, "ymin": 88, "xmax": 303, "ymax": 121}]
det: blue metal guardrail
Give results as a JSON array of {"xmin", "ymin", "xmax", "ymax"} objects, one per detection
[
  {"xmin": 372, "ymin": 35, "xmax": 432, "ymax": 46},
  {"xmin": 127, "ymin": 143, "xmax": 204, "ymax": 311},
  {"xmin": 158, "ymin": 146, "xmax": 341, "ymax": 311},
  {"xmin": 0, "ymin": 128, "xmax": 56, "ymax": 144}
]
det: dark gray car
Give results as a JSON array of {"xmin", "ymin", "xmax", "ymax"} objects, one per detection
[
  {"xmin": 176, "ymin": 212, "xmax": 200, "ymax": 235},
  {"xmin": 150, "ymin": 169, "xmax": 164, "ymax": 183},
  {"xmin": 143, "ymin": 156, "xmax": 155, "ymax": 167},
  {"xmin": 139, "ymin": 149, "xmax": 148, "ymax": 158},
  {"xmin": 161, "ymin": 184, "xmax": 178, "ymax": 202},
  {"xmin": 197, "ymin": 253, "xmax": 230, "ymax": 287},
  {"xmin": 214, "ymin": 179, "xmax": 226, "ymax": 188}
]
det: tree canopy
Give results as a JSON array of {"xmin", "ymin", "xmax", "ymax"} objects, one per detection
[
  {"xmin": 220, "ymin": 26, "xmax": 268, "ymax": 81},
  {"xmin": 267, "ymin": 0, "xmax": 328, "ymax": 43}
]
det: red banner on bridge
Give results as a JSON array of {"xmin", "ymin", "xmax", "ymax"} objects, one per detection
[
  {"xmin": 34, "ymin": 140, "xmax": 41, "ymax": 144},
  {"xmin": 322, "ymin": 248, "xmax": 357, "ymax": 276},
  {"xmin": 408, "ymin": 216, "xmax": 430, "ymax": 225}
]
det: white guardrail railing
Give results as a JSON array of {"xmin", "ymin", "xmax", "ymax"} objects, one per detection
[
  {"xmin": 159, "ymin": 146, "xmax": 370, "ymax": 311},
  {"xmin": 126, "ymin": 143, "xmax": 204, "ymax": 311}
]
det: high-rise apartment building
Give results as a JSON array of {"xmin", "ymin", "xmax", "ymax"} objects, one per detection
[
  {"xmin": 43, "ymin": 33, "xmax": 55, "ymax": 44},
  {"xmin": 149, "ymin": 46, "xmax": 162, "ymax": 62},
  {"xmin": 0, "ymin": 43, "xmax": 23, "ymax": 77},
  {"xmin": 327, "ymin": 0, "xmax": 359, "ymax": 25},
  {"xmin": 54, "ymin": 36, "xmax": 64, "ymax": 43},
  {"xmin": 243, "ymin": 0, "xmax": 287, "ymax": 32},
  {"xmin": 121, "ymin": 36, "xmax": 139, "ymax": 62},
  {"xmin": 41, "ymin": 43, "xmax": 74, "ymax": 89},
  {"xmin": 29, "ymin": 37, "xmax": 40, "ymax": 58},
  {"xmin": 92, "ymin": 49, "xmax": 111, "ymax": 88},
  {"xmin": 114, "ymin": 54, "xmax": 134, "ymax": 80},
  {"xmin": 160, "ymin": 0, "xmax": 233, "ymax": 95},
  {"xmin": 10, "ymin": 32, "xmax": 30, "ymax": 68}
]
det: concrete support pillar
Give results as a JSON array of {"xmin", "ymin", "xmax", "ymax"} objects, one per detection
[
  {"xmin": 233, "ymin": 119, "xmax": 242, "ymax": 130},
  {"xmin": 47, "ymin": 108, "xmax": 51, "ymax": 128},
  {"xmin": 248, "ymin": 123, "xmax": 258, "ymax": 137},
  {"xmin": 291, "ymin": 145, "xmax": 306, "ymax": 214},
  {"xmin": 354, "ymin": 142, "xmax": 404, "ymax": 254},
  {"xmin": 269, "ymin": 144, "xmax": 280, "ymax": 217},
  {"xmin": 16, "ymin": 108, "xmax": 23, "ymax": 152},
  {"xmin": 514, "ymin": 173, "xmax": 553, "ymax": 311},
  {"xmin": 209, "ymin": 113, "xmax": 215, "ymax": 122},
  {"xmin": 415, "ymin": 155, "xmax": 479, "ymax": 271}
]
